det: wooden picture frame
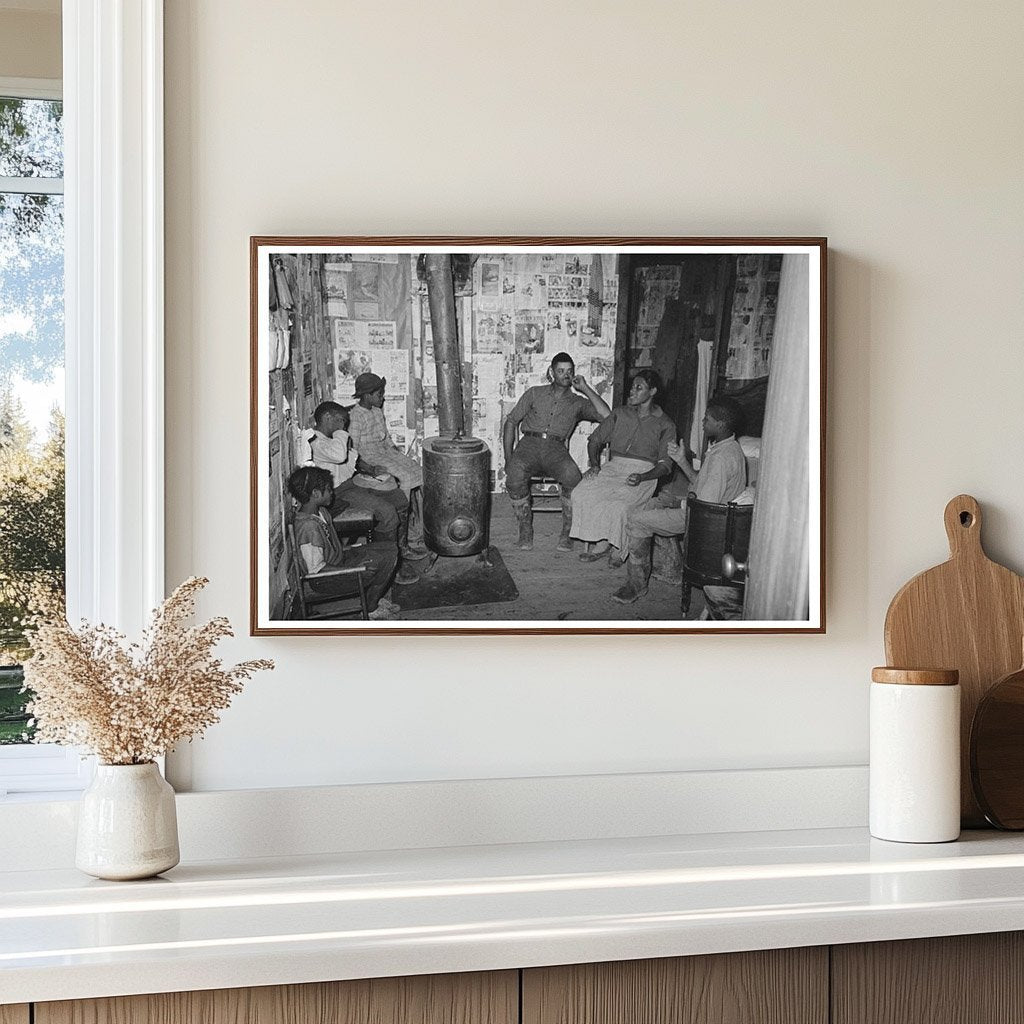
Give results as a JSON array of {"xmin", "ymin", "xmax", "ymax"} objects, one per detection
[{"xmin": 251, "ymin": 237, "xmax": 826, "ymax": 635}]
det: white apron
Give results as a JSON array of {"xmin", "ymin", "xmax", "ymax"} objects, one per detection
[{"xmin": 569, "ymin": 456, "xmax": 657, "ymax": 552}]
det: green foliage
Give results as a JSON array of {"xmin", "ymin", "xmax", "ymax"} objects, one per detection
[
  {"xmin": 0, "ymin": 391, "xmax": 65, "ymax": 666},
  {"xmin": 0, "ymin": 665, "xmax": 32, "ymax": 743}
]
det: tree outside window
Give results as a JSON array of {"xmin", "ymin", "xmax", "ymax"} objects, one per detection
[{"xmin": 0, "ymin": 95, "xmax": 65, "ymax": 744}]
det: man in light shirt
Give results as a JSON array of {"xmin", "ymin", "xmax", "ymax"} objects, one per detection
[
  {"xmin": 614, "ymin": 397, "xmax": 747, "ymax": 606},
  {"xmin": 502, "ymin": 352, "xmax": 611, "ymax": 551}
]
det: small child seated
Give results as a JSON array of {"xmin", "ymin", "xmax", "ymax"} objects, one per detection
[{"xmin": 287, "ymin": 465, "xmax": 400, "ymax": 621}]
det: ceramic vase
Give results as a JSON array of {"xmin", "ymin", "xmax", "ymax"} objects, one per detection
[{"xmin": 76, "ymin": 762, "xmax": 180, "ymax": 880}]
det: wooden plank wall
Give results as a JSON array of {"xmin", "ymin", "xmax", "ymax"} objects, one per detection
[{"xmin": 267, "ymin": 253, "xmax": 339, "ymax": 617}]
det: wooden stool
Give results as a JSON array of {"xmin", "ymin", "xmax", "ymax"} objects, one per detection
[
  {"xmin": 529, "ymin": 476, "xmax": 562, "ymax": 513},
  {"xmin": 332, "ymin": 507, "xmax": 375, "ymax": 545}
]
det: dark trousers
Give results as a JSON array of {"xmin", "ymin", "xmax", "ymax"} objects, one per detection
[
  {"xmin": 505, "ymin": 436, "xmax": 582, "ymax": 500},
  {"xmin": 309, "ymin": 542, "xmax": 398, "ymax": 611},
  {"xmin": 331, "ymin": 479, "xmax": 409, "ymax": 540}
]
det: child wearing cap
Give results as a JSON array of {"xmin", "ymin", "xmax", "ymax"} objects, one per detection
[{"xmin": 348, "ymin": 372, "xmax": 424, "ymax": 497}]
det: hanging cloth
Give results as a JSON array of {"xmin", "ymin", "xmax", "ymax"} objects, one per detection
[
  {"xmin": 689, "ymin": 339, "xmax": 714, "ymax": 456},
  {"xmin": 270, "ymin": 257, "xmax": 294, "ymax": 371},
  {"xmin": 272, "ymin": 258, "xmax": 294, "ymax": 309},
  {"xmin": 269, "ymin": 256, "xmax": 279, "ymax": 311}
]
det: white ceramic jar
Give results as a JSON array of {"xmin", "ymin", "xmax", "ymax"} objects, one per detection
[
  {"xmin": 870, "ymin": 667, "xmax": 961, "ymax": 843},
  {"xmin": 76, "ymin": 762, "xmax": 180, "ymax": 880}
]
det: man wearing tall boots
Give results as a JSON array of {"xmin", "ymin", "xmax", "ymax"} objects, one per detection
[{"xmin": 502, "ymin": 352, "xmax": 611, "ymax": 551}]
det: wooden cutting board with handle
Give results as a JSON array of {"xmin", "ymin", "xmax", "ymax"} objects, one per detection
[{"xmin": 884, "ymin": 494, "xmax": 1024, "ymax": 827}]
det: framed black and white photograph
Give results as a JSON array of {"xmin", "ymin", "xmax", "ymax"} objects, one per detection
[{"xmin": 250, "ymin": 237, "xmax": 826, "ymax": 635}]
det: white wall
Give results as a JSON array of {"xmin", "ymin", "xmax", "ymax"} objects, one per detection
[
  {"xmin": 0, "ymin": 7, "xmax": 60, "ymax": 81},
  {"xmin": 163, "ymin": 1, "xmax": 1024, "ymax": 791}
]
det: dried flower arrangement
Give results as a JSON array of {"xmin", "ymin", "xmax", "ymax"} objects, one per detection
[{"xmin": 22, "ymin": 577, "xmax": 273, "ymax": 765}]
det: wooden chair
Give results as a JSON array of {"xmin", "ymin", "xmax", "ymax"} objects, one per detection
[
  {"xmin": 680, "ymin": 495, "xmax": 753, "ymax": 616},
  {"xmin": 286, "ymin": 522, "xmax": 370, "ymax": 620}
]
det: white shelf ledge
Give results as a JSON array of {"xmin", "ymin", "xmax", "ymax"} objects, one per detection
[{"xmin": 5, "ymin": 826, "xmax": 1024, "ymax": 1005}]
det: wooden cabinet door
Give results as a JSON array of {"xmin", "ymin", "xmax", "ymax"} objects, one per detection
[
  {"xmin": 523, "ymin": 948, "xmax": 828, "ymax": 1024},
  {"xmin": 0, "ymin": 1007, "xmax": 30, "ymax": 1024},
  {"xmin": 832, "ymin": 932, "xmax": 1024, "ymax": 1024},
  {"xmin": 36, "ymin": 971, "xmax": 518, "ymax": 1024}
]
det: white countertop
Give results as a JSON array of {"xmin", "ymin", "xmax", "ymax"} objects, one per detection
[{"xmin": 4, "ymin": 826, "xmax": 1024, "ymax": 1004}]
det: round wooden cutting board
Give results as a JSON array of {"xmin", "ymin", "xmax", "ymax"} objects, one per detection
[
  {"xmin": 970, "ymin": 658, "xmax": 1024, "ymax": 829},
  {"xmin": 884, "ymin": 495, "xmax": 1024, "ymax": 827}
]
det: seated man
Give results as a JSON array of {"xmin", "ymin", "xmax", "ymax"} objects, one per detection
[
  {"xmin": 287, "ymin": 466, "xmax": 400, "ymax": 621},
  {"xmin": 614, "ymin": 396, "xmax": 747, "ymax": 606},
  {"xmin": 502, "ymin": 352, "xmax": 611, "ymax": 551},
  {"xmin": 570, "ymin": 369, "xmax": 676, "ymax": 563},
  {"xmin": 307, "ymin": 400, "xmax": 433, "ymax": 585}
]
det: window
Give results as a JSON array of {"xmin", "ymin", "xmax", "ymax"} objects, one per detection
[
  {"xmin": 0, "ymin": 88, "xmax": 66, "ymax": 731},
  {"xmin": 1, "ymin": 6, "xmax": 166, "ymax": 798},
  {"xmin": 0, "ymin": 80, "xmax": 82, "ymax": 794}
]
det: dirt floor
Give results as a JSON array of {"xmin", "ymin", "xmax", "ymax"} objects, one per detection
[{"xmin": 401, "ymin": 500, "xmax": 706, "ymax": 623}]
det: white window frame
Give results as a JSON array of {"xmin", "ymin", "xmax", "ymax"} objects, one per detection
[
  {"xmin": 0, "ymin": 77, "xmax": 61, "ymax": 102},
  {"xmin": 0, "ymin": 76, "xmax": 64, "ymax": 192},
  {"xmin": 0, "ymin": 1, "xmax": 164, "ymax": 797},
  {"xmin": 0, "ymin": 75, "xmax": 83, "ymax": 796}
]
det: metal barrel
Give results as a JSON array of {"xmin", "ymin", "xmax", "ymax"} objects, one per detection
[{"xmin": 422, "ymin": 436, "xmax": 491, "ymax": 557}]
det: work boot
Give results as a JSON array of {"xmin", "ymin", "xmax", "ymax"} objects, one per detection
[
  {"xmin": 511, "ymin": 496, "xmax": 533, "ymax": 550},
  {"xmin": 557, "ymin": 494, "xmax": 573, "ymax": 552},
  {"xmin": 397, "ymin": 509, "xmax": 430, "ymax": 560},
  {"xmin": 651, "ymin": 565, "xmax": 683, "ymax": 585},
  {"xmin": 612, "ymin": 546, "xmax": 650, "ymax": 604},
  {"xmin": 652, "ymin": 536, "xmax": 682, "ymax": 584},
  {"xmin": 394, "ymin": 561, "xmax": 420, "ymax": 585},
  {"xmin": 402, "ymin": 546, "xmax": 432, "ymax": 561}
]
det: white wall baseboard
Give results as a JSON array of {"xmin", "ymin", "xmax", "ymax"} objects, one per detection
[{"xmin": 0, "ymin": 765, "xmax": 867, "ymax": 871}]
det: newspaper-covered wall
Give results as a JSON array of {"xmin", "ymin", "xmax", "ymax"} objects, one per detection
[
  {"xmin": 266, "ymin": 251, "xmax": 622, "ymax": 613},
  {"xmin": 317, "ymin": 252, "xmax": 619, "ymax": 493}
]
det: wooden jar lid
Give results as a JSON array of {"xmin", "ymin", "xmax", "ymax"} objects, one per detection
[{"xmin": 871, "ymin": 667, "xmax": 960, "ymax": 686}]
